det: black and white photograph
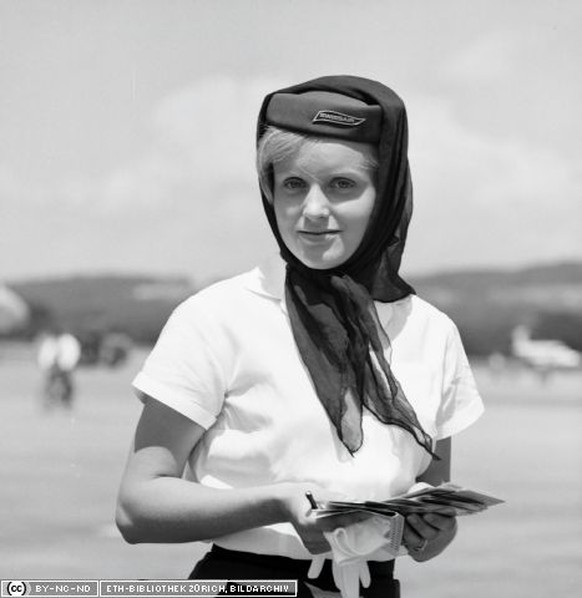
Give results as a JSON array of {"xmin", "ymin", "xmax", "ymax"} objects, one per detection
[{"xmin": 1, "ymin": 2, "xmax": 581, "ymax": 597}]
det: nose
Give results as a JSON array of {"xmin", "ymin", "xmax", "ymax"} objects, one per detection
[{"xmin": 302, "ymin": 185, "xmax": 330, "ymax": 220}]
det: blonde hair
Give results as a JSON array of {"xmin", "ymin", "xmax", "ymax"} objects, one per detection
[{"xmin": 256, "ymin": 126, "xmax": 378, "ymax": 203}]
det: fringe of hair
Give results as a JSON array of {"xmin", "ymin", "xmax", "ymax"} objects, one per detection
[{"xmin": 256, "ymin": 126, "xmax": 378, "ymax": 203}]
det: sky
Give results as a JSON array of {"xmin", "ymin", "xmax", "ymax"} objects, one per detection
[{"xmin": 1, "ymin": 0, "xmax": 581, "ymax": 284}]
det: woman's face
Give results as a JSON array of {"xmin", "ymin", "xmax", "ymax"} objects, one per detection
[{"xmin": 272, "ymin": 139, "xmax": 377, "ymax": 270}]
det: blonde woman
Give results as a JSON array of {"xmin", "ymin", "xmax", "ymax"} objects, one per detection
[{"xmin": 117, "ymin": 76, "xmax": 483, "ymax": 597}]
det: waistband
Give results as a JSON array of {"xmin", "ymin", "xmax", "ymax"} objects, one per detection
[
  {"xmin": 190, "ymin": 545, "xmax": 399, "ymax": 597},
  {"xmin": 211, "ymin": 545, "xmax": 395, "ymax": 575}
]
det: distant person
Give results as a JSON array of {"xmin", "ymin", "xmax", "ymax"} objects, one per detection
[
  {"xmin": 117, "ymin": 76, "xmax": 484, "ymax": 596},
  {"xmin": 99, "ymin": 329, "xmax": 132, "ymax": 368},
  {"xmin": 79, "ymin": 327, "xmax": 103, "ymax": 366},
  {"xmin": 37, "ymin": 325, "xmax": 81, "ymax": 410}
]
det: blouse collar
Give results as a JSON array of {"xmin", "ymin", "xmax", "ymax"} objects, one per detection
[
  {"xmin": 244, "ymin": 253, "xmax": 406, "ymax": 327},
  {"xmin": 245, "ymin": 253, "xmax": 286, "ymax": 302}
]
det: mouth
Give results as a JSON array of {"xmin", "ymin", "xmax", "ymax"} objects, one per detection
[
  {"xmin": 299, "ymin": 230, "xmax": 341, "ymax": 236},
  {"xmin": 297, "ymin": 230, "xmax": 341, "ymax": 244}
]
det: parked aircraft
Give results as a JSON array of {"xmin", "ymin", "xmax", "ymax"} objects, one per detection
[{"xmin": 511, "ymin": 325, "xmax": 581, "ymax": 374}]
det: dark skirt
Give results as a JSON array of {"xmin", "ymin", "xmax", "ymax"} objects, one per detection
[{"xmin": 189, "ymin": 545, "xmax": 400, "ymax": 598}]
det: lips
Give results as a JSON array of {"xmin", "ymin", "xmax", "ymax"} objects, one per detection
[
  {"xmin": 299, "ymin": 230, "xmax": 341, "ymax": 236},
  {"xmin": 297, "ymin": 230, "xmax": 341, "ymax": 244}
]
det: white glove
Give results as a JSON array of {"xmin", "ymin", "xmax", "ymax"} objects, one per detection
[
  {"xmin": 326, "ymin": 516, "xmax": 397, "ymax": 564},
  {"xmin": 307, "ymin": 556, "xmax": 370, "ymax": 598},
  {"xmin": 332, "ymin": 560, "xmax": 371, "ymax": 598},
  {"xmin": 308, "ymin": 515, "xmax": 402, "ymax": 598},
  {"xmin": 307, "ymin": 554, "xmax": 326, "ymax": 579}
]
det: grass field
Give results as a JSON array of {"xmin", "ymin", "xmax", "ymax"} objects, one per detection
[{"xmin": 1, "ymin": 345, "xmax": 581, "ymax": 597}]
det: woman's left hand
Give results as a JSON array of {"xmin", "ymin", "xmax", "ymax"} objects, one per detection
[{"xmin": 402, "ymin": 510, "xmax": 457, "ymax": 562}]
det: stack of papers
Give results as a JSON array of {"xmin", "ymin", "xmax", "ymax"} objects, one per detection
[{"xmin": 314, "ymin": 483, "xmax": 504, "ymax": 519}]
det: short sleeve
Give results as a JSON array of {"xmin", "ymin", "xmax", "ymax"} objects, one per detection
[
  {"xmin": 132, "ymin": 295, "xmax": 232, "ymax": 429},
  {"xmin": 435, "ymin": 322, "xmax": 484, "ymax": 440}
]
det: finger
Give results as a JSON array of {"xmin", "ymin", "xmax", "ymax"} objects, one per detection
[
  {"xmin": 359, "ymin": 562, "xmax": 371, "ymax": 588},
  {"xmin": 405, "ymin": 515, "xmax": 438, "ymax": 541},
  {"xmin": 401, "ymin": 524, "xmax": 424, "ymax": 548},
  {"xmin": 308, "ymin": 555, "xmax": 325, "ymax": 579},
  {"xmin": 432, "ymin": 507, "xmax": 457, "ymax": 517},
  {"xmin": 421, "ymin": 513, "xmax": 457, "ymax": 532}
]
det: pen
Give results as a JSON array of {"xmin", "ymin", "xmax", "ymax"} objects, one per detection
[{"xmin": 305, "ymin": 491, "xmax": 318, "ymax": 509}]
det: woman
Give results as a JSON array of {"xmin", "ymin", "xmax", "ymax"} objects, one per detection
[{"xmin": 116, "ymin": 75, "xmax": 484, "ymax": 596}]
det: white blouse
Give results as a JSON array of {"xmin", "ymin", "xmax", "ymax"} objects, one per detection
[{"xmin": 133, "ymin": 255, "xmax": 484, "ymax": 559}]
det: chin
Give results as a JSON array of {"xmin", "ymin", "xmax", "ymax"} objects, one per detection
[
  {"xmin": 286, "ymin": 240, "xmax": 352, "ymax": 270},
  {"xmin": 297, "ymin": 253, "xmax": 345, "ymax": 270}
]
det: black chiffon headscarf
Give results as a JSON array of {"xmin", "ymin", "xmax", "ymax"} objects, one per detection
[{"xmin": 257, "ymin": 75, "xmax": 435, "ymax": 458}]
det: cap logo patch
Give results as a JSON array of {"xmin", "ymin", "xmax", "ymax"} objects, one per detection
[{"xmin": 312, "ymin": 110, "xmax": 366, "ymax": 127}]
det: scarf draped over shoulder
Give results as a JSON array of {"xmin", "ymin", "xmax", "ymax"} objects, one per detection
[{"xmin": 257, "ymin": 75, "xmax": 435, "ymax": 457}]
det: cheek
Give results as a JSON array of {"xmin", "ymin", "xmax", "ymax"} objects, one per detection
[
  {"xmin": 273, "ymin": 202, "xmax": 287, "ymax": 230},
  {"xmin": 350, "ymin": 191, "xmax": 377, "ymax": 238},
  {"xmin": 273, "ymin": 201, "xmax": 298, "ymax": 244}
]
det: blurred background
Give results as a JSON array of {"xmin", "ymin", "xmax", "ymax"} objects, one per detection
[{"xmin": 1, "ymin": 1, "xmax": 581, "ymax": 596}]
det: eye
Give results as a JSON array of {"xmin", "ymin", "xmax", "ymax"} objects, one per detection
[
  {"xmin": 282, "ymin": 177, "xmax": 307, "ymax": 192},
  {"xmin": 330, "ymin": 177, "xmax": 356, "ymax": 191}
]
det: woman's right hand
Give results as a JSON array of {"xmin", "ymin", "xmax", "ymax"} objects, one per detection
[
  {"xmin": 275, "ymin": 482, "xmax": 369, "ymax": 554},
  {"xmin": 118, "ymin": 400, "xmax": 370, "ymax": 549}
]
